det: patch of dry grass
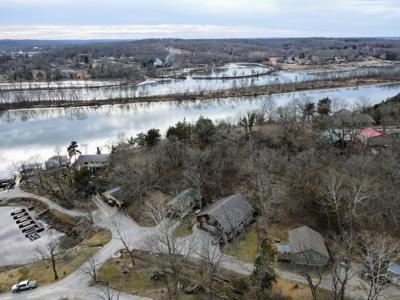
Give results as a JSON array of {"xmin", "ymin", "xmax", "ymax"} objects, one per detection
[{"xmin": 224, "ymin": 225, "xmax": 259, "ymax": 263}]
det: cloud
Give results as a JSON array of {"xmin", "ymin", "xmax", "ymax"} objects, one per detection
[
  {"xmin": 0, "ymin": 24, "xmax": 314, "ymax": 39},
  {"xmin": 341, "ymin": 0, "xmax": 400, "ymax": 17}
]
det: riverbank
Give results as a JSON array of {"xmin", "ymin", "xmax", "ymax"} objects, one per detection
[{"xmin": 1, "ymin": 77, "xmax": 398, "ymax": 111}]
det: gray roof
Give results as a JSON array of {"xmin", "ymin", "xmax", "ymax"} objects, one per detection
[
  {"xmin": 288, "ymin": 226, "xmax": 329, "ymax": 258},
  {"xmin": 333, "ymin": 112, "xmax": 375, "ymax": 127},
  {"xmin": 104, "ymin": 187, "xmax": 124, "ymax": 200},
  {"xmin": 367, "ymin": 135, "xmax": 393, "ymax": 147},
  {"xmin": 167, "ymin": 188, "xmax": 201, "ymax": 213},
  {"xmin": 75, "ymin": 154, "xmax": 109, "ymax": 164},
  {"xmin": 197, "ymin": 194, "xmax": 254, "ymax": 233}
]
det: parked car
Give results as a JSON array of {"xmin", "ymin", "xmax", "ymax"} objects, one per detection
[
  {"xmin": 360, "ymin": 271, "xmax": 391, "ymax": 285},
  {"xmin": 340, "ymin": 255, "xmax": 350, "ymax": 267},
  {"xmin": 11, "ymin": 280, "xmax": 37, "ymax": 293}
]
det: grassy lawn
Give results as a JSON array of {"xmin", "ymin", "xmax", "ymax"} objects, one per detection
[
  {"xmin": 224, "ymin": 225, "xmax": 259, "ymax": 263},
  {"xmin": 273, "ymin": 277, "xmax": 335, "ymax": 300},
  {"xmin": 173, "ymin": 216, "xmax": 196, "ymax": 237},
  {"xmin": 48, "ymin": 209, "xmax": 79, "ymax": 226},
  {"xmin": 98, "ymin": 259, "xmax": 156, "ymax": 294},
  {"xmin": 0, "ymin": 229, "xmax": 111, "ymax": 294}
]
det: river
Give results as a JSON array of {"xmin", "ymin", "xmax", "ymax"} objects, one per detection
[
  {"xmin": 0, "ymin": 82, "xmax": 400, "ymax": 178},
  {"xmin": 1, "ymin": 64, "xmax": 398, "ymax": 102}
]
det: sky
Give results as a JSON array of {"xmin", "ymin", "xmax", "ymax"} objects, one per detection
[{"xmin": 0, "ymin": 0, "xmax": 399, "ymax": 39}]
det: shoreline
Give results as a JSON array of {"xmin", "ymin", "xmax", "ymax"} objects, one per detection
[{"xmin": 1, "ymin": 78, "xmax": 399, "ymax": 111}]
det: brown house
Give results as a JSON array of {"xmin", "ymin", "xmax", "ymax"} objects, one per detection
[{"xmin": 197, "ymin": 194, "xmax": 256, "ymax": 244}]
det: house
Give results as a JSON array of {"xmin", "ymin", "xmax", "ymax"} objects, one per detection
[
  {"xmin": 0, "ymin": 73, "xmax": 9, "ymax": 82},
  {"xmin": 197, "ymin": 194, "xmax": 256, "ymax": 244},
  {"xmin": 387, "ymin": 262, "xmax": 400, "ymax": 286},
  {"xmin": 60, "ymin": 69, "xmax": 76, "ymax": 79},
  {"xmin": 166, "ymin": 188, "xmax": 202, "ymax": 218},
  {"xmin": 74, "ymin": 69, "xmax": 91, "ymax": 80},
  {"xmin": 20, "ymin": 162, "xmax": 43, "ymax": 177},
  {"xmin": 278, "ymin": 226, "xmax": 329, "ymax": 267},
  {"xmin": 333, "ymin": 110, "xmax": 376, "ymax": 128},
  {"xmin": 74, "ymin": 154, "xmax": 109, "ymax": 170},
  {"xmin": 358, "ymin": 128, "xmax": 394, "ymax": 148},
  {"xmin": 45, "ymin": 155, "xmax": 70, "ymax": 170},
  {"xmin": 101, "ymin": 187, "xmax": 125, "ymax": 208},
  {"xmin": 31, "ymin": 69, "xmax": 47, "ymax": 81}
]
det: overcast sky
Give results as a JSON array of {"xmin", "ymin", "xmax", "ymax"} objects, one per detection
[{"xmin": 0, "ymin": 0, "xmax": 399, "ymax": 39}]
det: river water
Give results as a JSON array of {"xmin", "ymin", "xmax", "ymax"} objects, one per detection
[
  {"xmin": 1, "ymin": 82, "xmax": 400, "ymax": 178},
  {"xmin": 1, "ymin": 65, "xmax": 397, "ymax": 102}
]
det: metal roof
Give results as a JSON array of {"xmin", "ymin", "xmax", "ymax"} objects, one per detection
[{"xmin": 197, "ymin": 194, "xmax": 254, "ymax": 234}]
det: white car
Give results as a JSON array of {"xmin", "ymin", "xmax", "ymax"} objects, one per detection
[{"xmin": 11, "ymin": 280, "xmax": 37, "ymax": 293}]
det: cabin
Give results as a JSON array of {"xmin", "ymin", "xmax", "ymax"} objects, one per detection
[
  {"xmin": 166, "ymin": 188, "xmax": 202, "ymax": 218},
  {"xmin": 278, "ymin": 226, "xmax": 329, "ymax": 267},
  {"xmin": 74, "ymin": 154, "xmax": 109, "ymax": 171},
  {"xmin": 101, "ymin": 187, "xmax": 125, "ymax": 208},
  {"xmin": 197, "ymin": 194, "xmax": 256, "ymax": 244}
]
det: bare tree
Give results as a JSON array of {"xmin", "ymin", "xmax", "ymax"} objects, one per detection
[
  {"xmin": 83, "ymin": 201, "xmax": 95, "ymax": 225},
  {"xmin": 80, "ymin": 255, "xmax": 99, "ymax": 284},
  {"xmin": 359, "ymin": 231, "xmax": 400, "ymax": 300},
  {"xmin": 111, "ymin": 218, "xmax": 136, "ymax": 266},
  {"xmin": 144, "ymin": 203, "xmax": 195, "ymax": 300},
  {"xmin": 95, "ymin": 282, "xmax": 121, "ymax": 300},
  {"xmin": 196, "ymin": 234, "xmax": 226, "ymax": 299},
  {"xmin": 299, "ymin": 263, "xmax": 322, "ymax": 300},
  {"xmin": 329, "ymin": 231, "xmax": 359, "ymax": 300},
  {"xmin": 318, "ymin": 171, "xmax": 346, "ymax": 234},
  {"xmin": 35, "ymin": 235, "xmax": 62, "ymax": 280}
]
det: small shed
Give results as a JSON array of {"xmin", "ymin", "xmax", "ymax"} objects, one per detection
[
  {"xmin": 102, "ymin": 187, "xmax": 125, "ymax": 208},
  {"xmin": 166, "ymin": 188, "xmax": 202, "ymax": 218}
]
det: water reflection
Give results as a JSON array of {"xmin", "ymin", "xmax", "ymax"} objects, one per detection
[
  {"xmin": 1, "ymin": 82, "xmax": 400, "ymax": 178},
  {"xmin": 2, "ymin": 65, "xmax": 399, "ymax": 103}
]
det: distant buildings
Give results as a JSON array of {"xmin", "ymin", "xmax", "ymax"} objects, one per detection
[{"xmin": 45, "ymin": 155, "xmax": 70, "ymax": 170}]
